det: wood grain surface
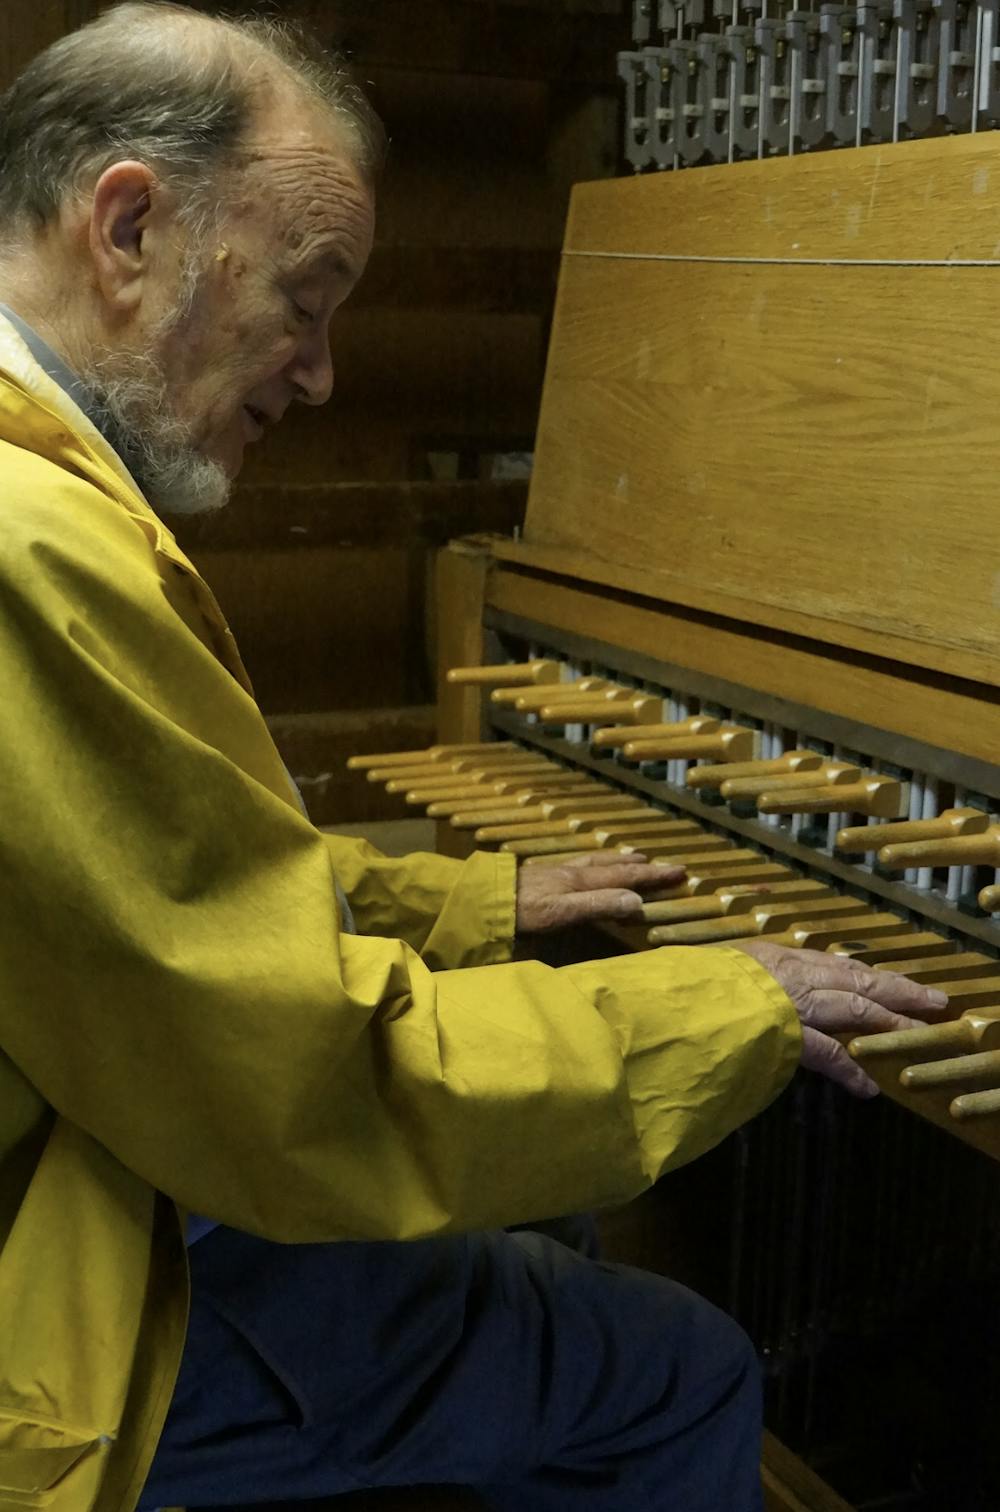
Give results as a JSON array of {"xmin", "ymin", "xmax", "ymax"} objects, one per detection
[
  {"xmin": 525, "ymin": 134, "xmax": 1000, "ymax": 685},
  {"xmin": 487, "ymin": 569, "xmax": 1000, "ymax": 768}
]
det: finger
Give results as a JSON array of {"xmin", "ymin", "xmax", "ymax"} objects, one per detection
[
  {"xmin": 795, "ymin": 951, "xmax": 948, "ymax": 1016},
  {"xmin": 546, "ymin": 888, "xmax": 646, "ymax": 927},
  {"xmin": 559, "ymin": 851, "xmax": 647, "ymax": 869},
  {"xmin": 851, "ymin": 967, "xmax": 948, "ymax": 1017},
  {"xmin": 570, "ymin": 862, "xmax": 686, "ymax": 893},
  {"xmin": 800, "ymin": 1026, "xmax": 879, "ymax": 1099},
  {"xmin": 813, "ymin": 991, "xmax": 932, "ymax": 1037}
]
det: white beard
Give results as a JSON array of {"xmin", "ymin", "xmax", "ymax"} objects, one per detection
[{"xmin": 80, "ymin": 344, "xmax": 232, "ymax": 517}]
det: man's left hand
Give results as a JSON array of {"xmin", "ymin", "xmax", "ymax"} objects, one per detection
[{"xmin": 516, "ymin": 853, "xmax": 685, "ymax": 934}]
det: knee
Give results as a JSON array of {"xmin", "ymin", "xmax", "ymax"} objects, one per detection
[{"xmin": 660, "ymin": 1286, "xmax": 762, "ymax": 1422}]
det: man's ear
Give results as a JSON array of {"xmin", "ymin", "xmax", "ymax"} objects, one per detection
[{"xmin": 88, "ymin": 160, "xmax": 159, "ymax": 316}]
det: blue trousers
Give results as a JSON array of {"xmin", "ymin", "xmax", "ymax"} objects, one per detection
[{"xmin": 138, "ymin": 1218, "xmax": 763, "ymax": 1511}]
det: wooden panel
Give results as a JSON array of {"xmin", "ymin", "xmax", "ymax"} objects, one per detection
[
  {"xmin": 435, "ymin": 538, "xmax": 493, "ymax": 744},
  {"xmin": 485, "ymin": 567, "xmax": 1000, "ymax": 768},
  {"xmin": 525, "ymin": 135, "xmax": 1000, "ymax": 685},
  {"xmin": 488, "ymin": 538, "xmax": 1000, "ymax": 687},
  {"xmin": 566, "ymin": 133, "xmax": 1000, "ymax": 262}
]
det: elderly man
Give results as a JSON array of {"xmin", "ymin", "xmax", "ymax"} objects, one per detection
[{"xmin": 0, "ymin": 6, "xmax": 943, "ymax": 1512}]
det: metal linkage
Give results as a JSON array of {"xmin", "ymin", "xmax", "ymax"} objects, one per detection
[
  {"xmin": 633, "ymin": 0, "xmax": 655, "ymax": 45},
  {"xmin": 788, "ymin": 11, "xmax": 834, "ymax": 149},
  {"xmin": 619, "ymin": 49, "xmax": 655, "ymax": 171},
  {"xmin": 979, "ymin": 0, "xmax": 1000, "ymax": 125},
  {"xmin": 697, "ymin": 32, "xmax": 737, "ymax": 160},
  {"xmin": 757, "ymin": 16, "xmax": 795, "ymax": 152},
  {"xmin": 936, "ymin": 0, "xmax": 977, "ymax": 129},
  {"xmin": 823, "ymin": 4, "xmax": 864, "ymax": 144},
  {"xmin": 620, "ymin": 0, "xmax": 998, "ymax": 167}
]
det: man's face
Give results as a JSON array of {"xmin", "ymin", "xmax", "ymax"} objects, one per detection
[{"xmin": 154, "ymin": 105, "xmax": 375, "ymax": 481}]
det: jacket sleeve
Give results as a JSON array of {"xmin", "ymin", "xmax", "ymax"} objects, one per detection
[
  {"xmin": 0, "ymin": 477, "xmax": 801, "ymax": 1243},
  {"xmin": 320, "ymin": 832, "xmax": 518, "ymax": 971}
]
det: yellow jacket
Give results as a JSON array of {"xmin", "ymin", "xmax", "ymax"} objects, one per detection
[{"xmin": 0, "ymin": 312, "xmax": 800, "ymax": 1511}]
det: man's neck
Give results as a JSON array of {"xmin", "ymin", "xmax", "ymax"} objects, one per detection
[{"xmin": 0, "ymin": 254, "xmax": 94, "ymax": 382}]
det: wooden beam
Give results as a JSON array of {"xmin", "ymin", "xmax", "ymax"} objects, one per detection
[
  {"xmin": 435, "ymin": 538, "xmax": 496, "ymax": 746},
  {"xmin": 527, "ymin": 137, "xmax": 1000, "ymax": 687}
]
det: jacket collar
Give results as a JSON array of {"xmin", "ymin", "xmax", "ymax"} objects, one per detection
[{"xmin": 0, "ymin": 309, "xmax": 254, "ymax": 694}]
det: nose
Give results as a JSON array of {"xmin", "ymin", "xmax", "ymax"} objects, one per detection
[{"xmin": 287, "ymin": 323, "xmax": 335, "ymax": 407}]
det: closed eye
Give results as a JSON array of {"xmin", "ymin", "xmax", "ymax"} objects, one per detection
[{"xmin": 289, "ymin": 296, "xmax": 315, "ymax": 326}]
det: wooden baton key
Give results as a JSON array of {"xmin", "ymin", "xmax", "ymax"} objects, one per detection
[
  {"xmin": 520, "ymin": 844, "xmax": 766, "ymax": 872},
  {"xmin": 620, "ymin": 852, "xmax": 792, "ymax": 883},
  {"xmin": 850, "ymin": 1009, "xmax": 1000, "ymax": 1064},
  {"xmin": 764, "ymin": 913, "xmax": 912, "ymax": 949},
  {"xmin": 639, "ymin": 862, "xmax": 799, "ymax": 895},
  {"xmin": 878, "ymin": 827, "xmax": 1000, "ymax": 870},
  {"xmin": 901, "ymin": 1047, "xmax": 1000, "ymax": 1091},
  {"xmin": 592, "ymin": 717, "xmax": 720, "ymax": 750},
  {"xmin": 347, "ymin": 742, "xmax": 515, "ymax": 772},
  {"xmin": 641, "ymin": 888, "xmax": 778, "ymax": 927},
  {"xmin": 686, "ymin": 751, "xmax": 822, "ymax": 790},
  {"xmin": 836, "ymin": 807, "xmax": 989, "ymax": 855},
  {"xmin": 720, "ymin": 762, "xmax": 860, "ymax": 801},
  {"xmin": 474, "ymin": 803, "xmax": 653, "ymax": 844},
  {"xmin": 377, "ymin": 752, "xmax": 544, "ymax": 787},
  {"xmin": 951, "ymin": 1086, "xmax": 1000, "ymax": 1120},
  {"xmin": 641, "ymin": 878, "xmax": 831, "ymax": 920},
  {"xmin": 501, "ymin": 816, "xmax": 697, "ymax": 857},
  {"xmin": 420, "ymin": 772, "xmax": 594, "ymax": 809},
  {"xmin": 903, "ymin": 977, "xmax": 1000, "ymax": 1011},
  {"xmin": 979, "ymin": 884, "xmax": 1000, "ymax": 913},
  {"xmin": 396, "ymin": 763, "xmax": 559, "ymax": 799},
  {"xmin": 446, "ymin": 660, "xmax": 561, "ymax": 687},
  {"xmin": 757, "ymin": 776, "xmax": 905, "ymax": 819},
  {"xmin": 517, "ymin": 829, "xmax": 708, "ymax": 868},
  {"xmin": 492, "ymin": 677, "xmax": 615, "ymax": 708},
  {"xmin": 366, "ymin": 750, "xmax": 542, "ymax": 784},
  {"xmin": 872, "ymin": 952, "xmax": 1000, "ymax": 982},
  {"xmin": 622, "ymin": 727, "xmax": 756, "ymax": 763},
  {"xmin": 401, "ymin": 772, "xmax": 564, "ymax": 805},
  {"xmin": 646, "ymin": 896, "xmax": 871, "ymax": 947},
  {"xmin": 826, "ymin": 933, "xmax": 955, "ymax": 964},
  {"xmin": 448, "ymin": 789, "xmax": 618, "ymax": 828},
  {"xmin": 426, "ymin": 780, "xmax": 604, "ymax": 819},
  {"xmin": 537, "ymin": 694, "xmax": 663, "ymax": 727},
  {"xmin": 586, "ymin": 831, "xmax": 731, "ymax": 860}
]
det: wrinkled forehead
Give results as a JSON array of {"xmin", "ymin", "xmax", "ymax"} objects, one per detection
[{"xmin": 235, "ymin": 120, "xmax": 375, "ymax": 282}]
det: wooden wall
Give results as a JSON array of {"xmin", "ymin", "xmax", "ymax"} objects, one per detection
[{"xmin": 1, "ymin": 0, "xmax": 627, "ymax": 821}]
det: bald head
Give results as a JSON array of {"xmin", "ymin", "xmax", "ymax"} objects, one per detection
[{"xmin": 0, "ymin": 1, "xmax": 383, "ymax": 246}]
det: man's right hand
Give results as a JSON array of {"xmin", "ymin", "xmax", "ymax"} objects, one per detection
[{"xmin": 729, "ymin": 940, "xmax": 949, "ymax": 1098}]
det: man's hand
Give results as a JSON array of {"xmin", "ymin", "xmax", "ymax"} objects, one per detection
[
  {"xmin": 729, "ymin": 940, "xmax": 948, "ymax": 1098},
  {"xmin": 516, "ymin": 853, "xmax": 686, "ymax": 934}
]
